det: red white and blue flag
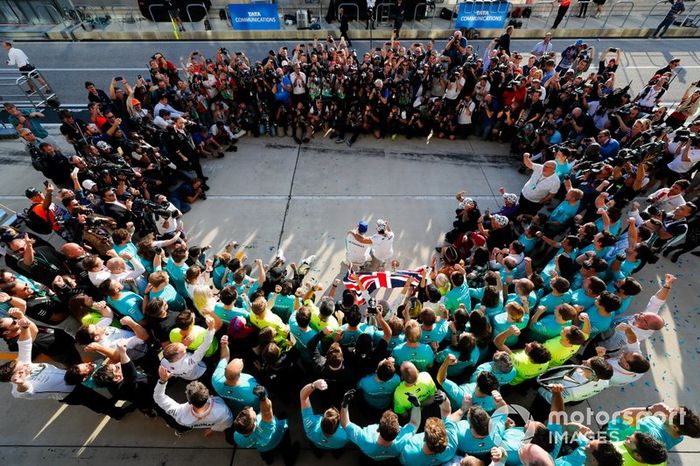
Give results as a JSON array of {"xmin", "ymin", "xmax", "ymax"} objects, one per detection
[{"xmin": 342, "ymin": 267, "xmax": 424, "ymax": 303}]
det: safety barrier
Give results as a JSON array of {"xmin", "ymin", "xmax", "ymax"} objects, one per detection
[
  {"xmin": 185, "ymin": 2, "xmax": 209, "ymax": 28},
  {"xmin": 524, "ymin": 0, "xmax": 556, "ymax": 28},
  {"xmin": 601, "ymin": 0, "xmax": 634, "ymax": 28}
]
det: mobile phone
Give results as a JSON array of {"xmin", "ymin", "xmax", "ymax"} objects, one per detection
[
  {"xmin": 235, "ymin": 51, "xmax": 242, "ymax": 56},
  {"xmin": 117, "ymin": 147, "xmax": 124, "ymax": 156},
  {"xmin": 43, "ymin": 180, "xmax": 49, "ymax": 187},
  {"xmin": 137, "ymin": 74, "xmax": 142, "ymax": 80},
  {"xmin": 192, "ymin": 51, "xmax": 199, "ymax": 56},
  {"xmin": 115, "ymin": 76, "xmax": 123, "ymax": 81},
  {"xmin": 609, "ymin": 47, "xmax": 617, "ymax": 52}
]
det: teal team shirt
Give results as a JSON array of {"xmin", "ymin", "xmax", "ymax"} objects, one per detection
[
  {"xmin": 344, "ymin": 422, "xmax": 415, "ymax": 460},
  {"xmin": 470, "ymin": 361, "xmax": 517, "ymax": 386},
  {"xmin": 456, "ymin": 411, "xmax": 506, "ymax": 454},
  {"xmin": 357, "ymin": 373, "xmax": 401, "ymax": 410},
  {"xmin": 436, "ymin": 346, "xmax": 479, "ymax": 377},
  {"xmin": 399, "ymin": 418, "xmax": 459, "ymax": 466},
  {"xmin": 212, "ymin": 359, "xmax": 260, "ymax": 412},
  {"xmin": 392, "ymin": 342, "xmax": 435, "ymax": 371},
  {"xmin": 106, "ymin": 291, "xmax": 144, "ymax": 321},
  {"xmin": 233, "ymin": 415, "xmax": 287, "ymax": 452},
  {"xmin": 150, "ymin": 284, "xmax": 186, "ymax": 313},
  {"xmin": 420, "ymin": 319, "xmax": 450, "ymax": 346},
  {"xmin": 302, "ymin": 406, "xmax": 349, "ymax": 449},
  {"xmin": 442, "ymin": 379, "xmax": 496, "ymax": 413},
  {"xmin": 213, "ymin": 302, "xmax": 250, "ymax": 324}
]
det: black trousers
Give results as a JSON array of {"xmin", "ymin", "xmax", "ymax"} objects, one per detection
[
  {"xmin": 518, "ymin": 193, "xmax": 544, "ymax": 215},
  {"xmin": 552, "ymin": 5, "xmax": 569, "ymax": 28}
]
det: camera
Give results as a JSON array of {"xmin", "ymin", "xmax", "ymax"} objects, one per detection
[{"xmin": 367, "ymin": 298, "xmax": 378, "ymax": 315}]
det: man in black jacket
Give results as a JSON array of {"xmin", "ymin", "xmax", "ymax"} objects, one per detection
[{"xmin": 164, "ymin": 118, "xmax": 209, "ymax": 191}]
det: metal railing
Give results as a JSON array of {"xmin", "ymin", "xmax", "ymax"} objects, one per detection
[
  {"xmin": 376, "ymin": 2, "xmax": 395, "ymax": 26},
  {"xmin": 185, "ymin": 2, "xmax": 209, "ymax": 27},
  {"xmin": 639, "ymin": 0, "xmax": 671, "ymax": 28},
  {"xmin": 562, "ymin": 0, "xmax": 591, "ymax": 28},
  {"xmin": 0, "ymin": 69, "xmax": 57, "ymax": 111},
  {"xmin": 34, "ymin": 3, "xmax": 65, "ymax": 25},
  {"xmin": 525, "ymin": 0, "xmax": 556, "ymax": 28},
  {"xmin": 336, "ymin": 2, "xmax": 360, "ymax": 22},
  {"xmin": 148, "ymin": 2, "xmax": 165, "ymax": 30},
  {"xmin": 601, "ymin": 0, "xmax": 634, "ymax": 28}
]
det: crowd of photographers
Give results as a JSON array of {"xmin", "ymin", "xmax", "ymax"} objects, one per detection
[{"xmin": 0, "ymin": 30, "xmax": 699, "ymax": 466}]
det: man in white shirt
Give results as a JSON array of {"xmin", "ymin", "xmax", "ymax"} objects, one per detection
[
  {"xmin": 345, "ymin": 221, "xmax": 373, "ymax": 271},
  {"xmin": 155, "ymin": 366, "xmax": 233, "ymax": 436},
  {"xmin": 3, "ymin": 40, "xmax": 48, "ymax": 92},
  {"xmin": 457, "ymin": 95, "xmax": 476, "ymax": 138},
  {"xmin": 160, "ymin": 316, "xmax": 215, "ymax": 380},
  {"xmin": 519, "ymin": 153, "xmax": 561, "ymax": 215},
  {"xmin": 370, "ymin": 219, "xmax": 395, "ymax": 270},
  {"xmin": 531, "ymin": 32, "xmax": 553, "ymax": 59},
  {"xmin": 663, "ymin": 136, "xmax": 700, "ymax": 181},
  {"xmin": 594, "ymin": 275, "xmax": 673, "ymax": 356},
  {"xmin": 153, "ymin": 95, "xmax": 184, "ymax": 119},
  {"xmin": 602, "ymin": 341, "xmax": 650, "ymax": 387},
  {"xmin": 290, "ymin": 64, "xmax": 307, "ymax": 106},
  {"xmin": 0, "ymin": 308, "xmax": 127, "ymax": 417},
  {"xmin": 646, "ymin": 180, "xmax": 689, "ymax": 214}
]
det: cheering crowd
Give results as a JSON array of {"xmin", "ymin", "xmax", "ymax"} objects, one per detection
[{"xmin": 1, "ymin": 29, "xmax": 700, "ymax": 466}]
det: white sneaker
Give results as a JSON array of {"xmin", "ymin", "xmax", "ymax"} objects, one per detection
[
  {"xmin": 233, "ymin": 129, "xmax": 247, "ymax": 139},
  {"xmin": 275, "ymin": 248, "xmax": 286, "ymax": 263},
  {"xmin": 301, "ymin": 254, "xmax": 317, "ymax": 266}
]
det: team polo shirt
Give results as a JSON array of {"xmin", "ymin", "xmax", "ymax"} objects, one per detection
[
  {"xmin": 213, "ymin": 303, "xmax": 249, "ymax": 324},
  {"xmin": 456, "ymin": 411, "xmax": 506, "ymax": 454},
  {"xmin": 357, "ymin": 373, "xmax": 401, "ymax": 410},
  {"xmin": 164, "ymin": 259, "xmax": 189, "ymax": 297},
  {"xmin": 268, "ymin": 293, "xmax": 295, "ymax": 323},
  {"xmin": 212, "ymin": 360, "xmax": 260, "ymax": 412},
  {"xmin": 150, "ymin": 284, "xmax": 186, "ymax": 313},
  {"xmin": 302, "ymin": 406, "xmax": 349, "ymax": 449},
  {"xmin": 436, "ymin": 346, "xmax": 479, "ymax": 377},
  {"xmin": 470, "ymin": 287, "xmax": 504, "ymax": 317},
  {"xmin": 443, "ymin": 283, "xmax": 471, "ymax": 313},
  {"xmin": 544, "ymin": 337, "xmax": 582, "ymax": 367},
  {"xmin": 530, "ymin": 314, "xmax": 569, "ymax": 342},
  {"xmin": 249, "ymin": 310, "xmax": 289, "ymax": 344},
  {"xmin": 555, "ymin": 432, "xmax": 589, "ymax": 465},
  {"xmin": 510, "ymin": 350, "xmax": 550, "ymax": 385},
  {"xmin": 549, "ymin": 200, "xmax": 580, "ymax": 225},
  {"xmin": 288, "ymin": 313, "xmax": 318, "ymax": 360},
  {"xmin": 420, "ymin": 319, "xmax": 450, "ymax": 346},
  {"xmin": 571, "ymin": 288, "xmax": 596, "ymax": 310},
  {"xmin": 233, "ymin": 415, "xmax": 287, "ymax": 452},
  {"xmin": 392, "ymin": 342, "xmax": 435, "ymax": 371},
  {"xmin": 170, "ymin": 326, "xmax": 218, "ymax": 357},
  {"xmin": 608, "ymin": 415, "xmax": 682, "ymax": 451},
  {"xmin": 106, "ymin": 291, "xmax": 144, "ymax": 321},
  {"xmin": 344, "ymin": 422, "xmax": 415, "ymax": 460},
  {"xmin": 539, "ymin": 291, "xmax": 573, "ymax": 314},
  {"xmin": 506, "ymin": 292, "xmax": 538, "ymax": 309},
  {"xmin": 339, "ymin": 323, "xmax": 375, "ymax": 347},
  {"xmin": 585, "ymin": 305, "xmax": 614, "ymax": 335},
  {"xmin": 442, "ymin": 380, "xmax": 496, "ymax": 413},
  {"xmin": 393, "ymin": 372, "xmax": 437, "ymax": 415},
  {"xmin": 399, "ymin": 418, "xmax": 459, "ymax": 466},
  {"xmin": 492, "ymin": 312, "xmax": 529, "ymax": 346},
  {"xmin": 470, "ymin": 362, "xmax": 517, "ymax": 386}
]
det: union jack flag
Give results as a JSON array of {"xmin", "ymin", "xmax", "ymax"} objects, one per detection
[{"xmin": 342, "ymin": 267, "xmax": 425, "ymax": 304}]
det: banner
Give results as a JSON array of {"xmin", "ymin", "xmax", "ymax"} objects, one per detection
[
  {"xmin": 455, "ymin": 2, "xmax": 510, "ymax": 29},
  {"xmin": 228, "ymin": 3, "xmax": 281, "ymax": 30}
]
